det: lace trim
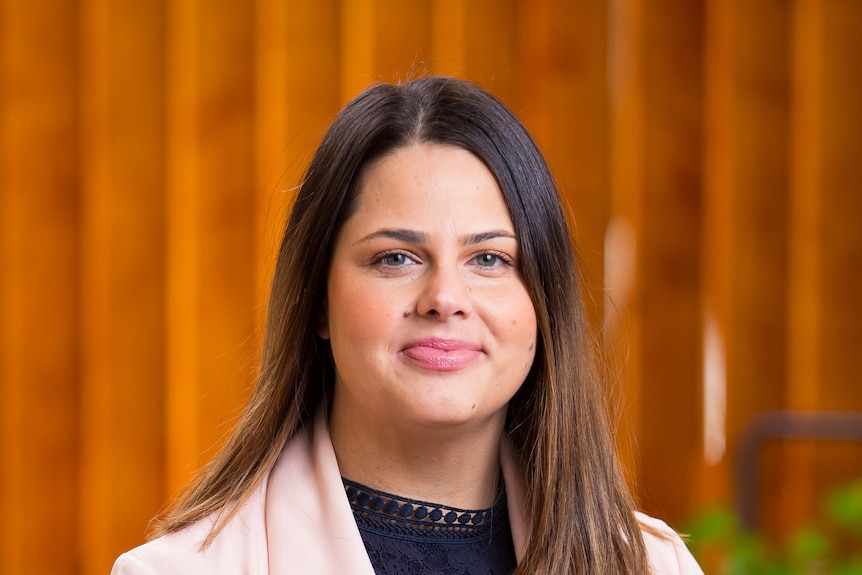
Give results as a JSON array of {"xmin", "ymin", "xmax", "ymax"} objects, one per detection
[{"xmin": 343, "ymin": 477, "xmax": 509, "ymax": 543}]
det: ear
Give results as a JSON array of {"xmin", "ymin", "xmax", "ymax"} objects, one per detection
[{"xmin": 316, "ymin": 304, "xmax": 330, "ymax": 340}]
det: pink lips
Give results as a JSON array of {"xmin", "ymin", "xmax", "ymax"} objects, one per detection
[{"xmin": 401, "ymin": 338, "xmax": 482, "ymax": 371}]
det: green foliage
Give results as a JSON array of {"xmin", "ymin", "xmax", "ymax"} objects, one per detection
[
  {"xmin": 827, "ymin": 479, "xmax": 862, "ymax": 536},
  {"xmin": 684, "ymin": 478, "xmax": 862, "ymax": 574}
]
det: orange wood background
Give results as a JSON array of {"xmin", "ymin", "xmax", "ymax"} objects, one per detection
[{"xmin": 2, "ymin": 0, "xmax": 861, "ymax": 572}]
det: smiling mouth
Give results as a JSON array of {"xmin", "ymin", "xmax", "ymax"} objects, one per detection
[{"xmin": 401, "ymin": 339, "xmax": 482, "ymax": 371}]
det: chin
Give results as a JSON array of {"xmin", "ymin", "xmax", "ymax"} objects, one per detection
[{"xmin": 401, "ymin": 401, "xmax": 505, "ymax": 432}]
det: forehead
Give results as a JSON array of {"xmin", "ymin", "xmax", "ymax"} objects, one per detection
[{"xmin": 345, "ymin": 143, "xmax": 514, "ymax": 233}]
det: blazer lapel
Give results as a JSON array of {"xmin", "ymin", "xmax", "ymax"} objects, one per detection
[{"xmin": 265, "ymin": 409, "xmax": 377, "ymax": 574}]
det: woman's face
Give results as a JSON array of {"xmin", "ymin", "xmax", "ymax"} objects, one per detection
[{"xmin": 321, "ymin": 143, "xmax": 537, "ymax": 437}]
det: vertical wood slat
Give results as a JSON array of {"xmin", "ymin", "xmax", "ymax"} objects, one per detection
[
  {"xmin": 813, "ymin": 0, "xmax": 862, "ymax": 523},
  {"xmin": 607, "ymin": 0, "xmax": 646, "ymax": 483},
  {"xmin": 783, "ymin": 0, "xmax": 829, "ymax": 531},
  {"xmin": 165, "ymin": 0, "xmax": 200, "ymax": 496},
  {"xmin": 730, "ymin": 0, "xmax": 792, "ymax": 534},
  {"xmin": 702, "ymin": 0, "xmax": 791, "ymax": 519},
  {"xmin": 701, "ymin": 0, "xmax": 734, "ymax": 503},
  {"xmin": 0, "ymin": 2, "xmax": 79, "ymax": 573},
  {"xmin": 254, "ymin": 0, "xmax": 291, "ymax": 311},
  {"xmin": 462, "ymin": 0, "xmax": 520, "ymax": 107},
  {"xmin": 165, "ymin": 0, "xmax": 257, "ymax": 494},
  {"xmin": 430, "ymin": 0, "xmax": 519, "ymax": 106},
  {"xmin": 640, "ymin": 0, "xmax": 706, "ymax": 523},
  {"xmin": 340, "ymin": 0, "xmax": 374, "ymax": 102},
  {"xmin": 784, "ymin": 0, "xmax": 862, "ymax": 532},
  {"xmin": 815, "ymin": 3, "xmax": 862, "ymax": 412},
  {"xmin": 374, "ymin": 0, "xmax": 432, "ymax": 83},
  {"xmin": 611, "ymin": 0, "xmax": 707, "ymax": 523},
  {"xmin": 254, "ymin": 1, "xmax": 342, "ymax": 340},
  {"xmin": 431, "ymin": 0, "xmax": 466, "ymax": 77},
  {"xmin": 78, "ymin": 0, "xmax": 166, "ymax": 571},
  {"xmin": 342, "ymin": 0, "xmax": 434, "ymax": 101},
  {"xmin": 517, "ymin": 0, "xmax": 610, "ymax": 334}
]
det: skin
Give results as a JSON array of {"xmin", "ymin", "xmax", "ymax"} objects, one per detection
[{"xmin": 321, "ymin": 143, "xmax": 537, "ymax": 509}]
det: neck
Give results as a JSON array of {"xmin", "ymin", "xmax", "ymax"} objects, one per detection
[{"xmin": 329, "ymin": 408, "xmax": 504, "ymax": 510}]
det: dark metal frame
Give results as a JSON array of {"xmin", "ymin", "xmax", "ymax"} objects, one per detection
[{"xmin": 735, "ymin": 410, "xmax": 862, "ymax": 530}]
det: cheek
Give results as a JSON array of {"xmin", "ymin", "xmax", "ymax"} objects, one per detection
[
  {"xmin": 328, "ymin": 280, "xmax": 398, "ymax": 344},
  {"xmin": 497, "ymin": 291, "xmax": 538, "ymax": 356},
  {"xmin": 513, "ymin": 291, "xmax": 538, "ymax": 336}
]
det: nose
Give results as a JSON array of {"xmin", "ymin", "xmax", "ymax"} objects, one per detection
[{"xmin": 415, "ymin": 264, "xmax": 473, "ymax": 320}]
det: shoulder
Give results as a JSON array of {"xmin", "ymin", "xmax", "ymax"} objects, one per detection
[
  {"xmin": 636, "ymin": 512, "xmax": 704, "ymax": 575},
  {"xmin": 110, "ymin": 520, "xmax": 222, "ymax": 575},
  {"xmin": 110, "ymin": 483, "xmax": 269, "ymax": 575}
]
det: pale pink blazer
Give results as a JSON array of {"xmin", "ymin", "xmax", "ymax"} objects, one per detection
[{"xmin": 111, "ymin": 412, "xmax": 703, "ymax": 574}]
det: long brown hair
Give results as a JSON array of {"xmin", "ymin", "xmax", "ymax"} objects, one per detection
[{"xmin": 152, "ymin": 76, "xmax": 650, "ymax": 574}]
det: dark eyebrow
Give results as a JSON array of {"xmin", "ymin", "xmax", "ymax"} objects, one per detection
[
  {"xmin": 463, "ymin": 230, "xmax": 517, "ymax": 245},
  {"xmin": 357, "ymin": 229, "xmax": 429, "ymax": 245},
  {"xmin": 358, "ymin": 228, "xmax": 517, "ymax": 246}
]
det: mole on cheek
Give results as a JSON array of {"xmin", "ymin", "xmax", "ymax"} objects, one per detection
[{"xmin": 403, "ymin": 311, "xmax": 411, "ymax": 318}]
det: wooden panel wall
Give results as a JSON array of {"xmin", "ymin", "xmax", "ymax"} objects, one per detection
[
  {"xmin": 2, "ymin": 3, "xmax": 80, "ymax": 574},
  {"xmin": 2, "ymin": 0, "xmax": 861, "ymax": 572},
  {"xmin": 78, "ymin": 2, "xmax": 166, "ymax": 573}
]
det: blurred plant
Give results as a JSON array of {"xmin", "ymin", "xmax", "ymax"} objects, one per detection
[{"xmin": 684, "ymin": 477, "xmax": 862, "ymax": 574}]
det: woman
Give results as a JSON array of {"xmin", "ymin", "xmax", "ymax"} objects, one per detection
[{"xmin": 112, "ymin": 76, "xmax": 702, "ymax": 574}]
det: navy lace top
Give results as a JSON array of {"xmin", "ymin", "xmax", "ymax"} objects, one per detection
[{"xmin": 343, "ymin": 478, "xmax": 517, "ymax": 575}]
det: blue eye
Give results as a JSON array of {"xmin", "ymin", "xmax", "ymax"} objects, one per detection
[
  {"xmin": 380, "ymin": 252, "xmax": 413, "ymax": 267},
  {"xmin": 475, "ymin": 253, "xmax": 499, "ymax": 267}
]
